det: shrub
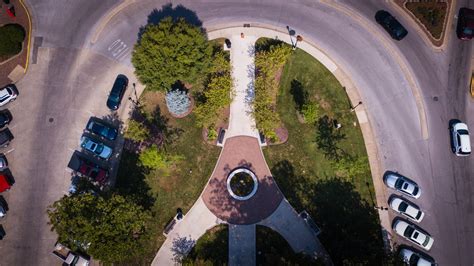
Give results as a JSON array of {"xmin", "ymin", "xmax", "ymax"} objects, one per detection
[
  {"xmin": 301, "ymin": 102, "xmax": 320, "ymax": 124},
  {"xmin": 139, "ymin": 145, "xmax": 183, "ymax": 170},
  {"xmin": 0, "ymin": 24, "xmax": 26, "ymax": 57},
  {"xmin": 125, "ymin": 120, "xmax": 150, "ymax": 142},
  {"xmin": 207, "ymin": 127, "xmax": 218, "ymax": 140},
  {"xmin": 165, "ymin": 89, "xmax": 191, "ymax": 116}
]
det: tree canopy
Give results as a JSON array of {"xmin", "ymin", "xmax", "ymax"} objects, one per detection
[
  {"xmin": 47, "ymin": 193, "xmax": 152, "ymax": 264},
  {"xmin": 132, "ymin": 17, "xmax": 213, "ymax": 91}
]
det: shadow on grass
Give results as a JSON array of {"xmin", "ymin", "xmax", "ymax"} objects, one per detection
[
  {"xmin": 290, "ymin": 79, "xmax": 307, "ymax": 112},
  {"xmin": 138, "ymin": 3, "xmax": 203, "ymax": 41},
  {"xmin": 256, "ymin": 225, "xmax": 318, "ymax": 265},
  {"xmin": 315, "ymin": 115, "xmax": 346, "ymax": 161},
  {"xmin": 114, "ymin": 150, "xmax": 155, "ymax": 210},
  {"xmin": 311, "ymin": 178, "xmax": 385, "ymax": 265},
  {"xmin": 183, "ymin": 225, "xmax": 228, "ymax": 265}
]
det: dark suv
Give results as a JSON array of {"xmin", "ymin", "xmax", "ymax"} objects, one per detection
[
  {"xmin": 0, "ymin": 128, "xmax": 13, "ymax": 148},
  {"xmin": 106, "ymin": 75, "xmax": 128, "ymax": 110},
  {"xmin": 0, "ymin": 109, "xmax": 12, "ymax": 128},
  {"xmin": 375, "ymin": 10, "xmax": 408, "ymax": 40},
  {"xmin": 457, "ymin": 8, "xmax": 474, "ymax": 40}
]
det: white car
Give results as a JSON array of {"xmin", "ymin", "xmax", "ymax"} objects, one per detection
[
  {"xmin": 389, "ymin": 197, "xmax": 424, "ymax": 223},
  {"xmin": 80, "ymin": 136, "xmax": 113, "ymax": 160},
  {"xmin": 0, "ymin": 85, "xmax": 18, "ymax": 107},
  {"xmin": 399, "ymin": 248, "xmax": 435, "ymax": 266},
  {"xmin": 393, "ymin": 220, "xmax": 434, "ymax": 251},
  {"xmin": 451, "ymin": 122, "xmax": 471, "ymax": 156},
  {"xmin": 384, "ymin": 173, "xmax": 421, "ymax": 199}
]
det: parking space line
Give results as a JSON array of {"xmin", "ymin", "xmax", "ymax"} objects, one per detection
[{"xmin": 4, "ymin": 148, "xmax": 15, "ymax": 154}]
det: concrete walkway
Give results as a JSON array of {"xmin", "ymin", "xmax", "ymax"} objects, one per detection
[
  {"xmin": 229, "ymin": 224, "xmax": 256, "ymax": 266},
  {"xmin": 151, "ymin": 197, "xmax": 222, "ymax": 265},
  {"xmin": 226, "ymin": 34, "xmax": 260, "ymax": 139},
  {"xmin": 259, "ymin": 199, "xmax": 332, "ymax": 264}
]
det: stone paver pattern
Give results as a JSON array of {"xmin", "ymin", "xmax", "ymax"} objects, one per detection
[
  {"xmin": 228, "ymin": 224, "xmax": 256, "ymax": 266},
  {"xmin": 202, "ymin": 136, "xmax": 283, "ymax": 225}
]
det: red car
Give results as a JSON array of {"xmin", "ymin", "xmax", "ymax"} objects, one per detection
[
  {"xmin": 78, "ymin": 161, "xmax": 108, "ymax": 186},
  {"xmin": 457, "ymin": 8, "xmax": 474, "ymax": 40},
  {"xmin": 0, "ymin": 174, "xmax": 11, "ymax": 193}
]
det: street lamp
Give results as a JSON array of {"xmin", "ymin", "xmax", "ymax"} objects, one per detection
[
  {"xmin": 374, "ymin": 206, "xmax": 388, "ymax": 211},
  {"xmin": 350, "ymin": 101, "xmax": 363, "ymax": 112}
]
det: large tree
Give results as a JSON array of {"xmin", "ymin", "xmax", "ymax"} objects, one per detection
[
  {"xmin": 132, "ymin": 17, "xmax": 213, "ymax": 91},
  {"xmin": 48, "ymin": 193, "xmax": 152, "ymax": 264}
]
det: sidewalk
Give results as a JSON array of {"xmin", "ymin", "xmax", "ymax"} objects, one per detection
[
  {"xmin": 226, "ymin": 34, "xmax": 260, "ymax": 139},
  {"xmin": 228, "ymin": 224, "xmax": 256, "ymax": 266},
  {"xmin": 151, "ymin": 197, "xmax": 222, "ymax": 265}
]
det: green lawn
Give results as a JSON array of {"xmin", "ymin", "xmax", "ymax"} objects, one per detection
[
  {"xmin": 115, "ymin": 91, "xmax": 220, "ymax": 263},
  {"xmin": 263, "ymin": 48, "xmax": 386, "ymax": 264},
  {"xmin": 184, "ymin": 225, "xmax": 228, "ymax": 265}
]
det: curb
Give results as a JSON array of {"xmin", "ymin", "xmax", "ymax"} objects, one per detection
[{"xmin": 19, "ymin": 0, "xmax": 32, "ymax": 73}]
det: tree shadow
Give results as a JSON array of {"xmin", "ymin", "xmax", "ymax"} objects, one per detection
[
  {"xmin": 114, "ymin": 150, "xmax": 155, "ymax": 210},
  {"xmin": 311, "ymin": 178, "xmax": 385, "ymax": 265},
  {"xmin": 315, "ymin": 115, "xmax": 346, "ymax": 161},
  {"xmin": 270, "ymin": 160, "xmax": 313, "ymax": 211},
  {"xmin": 100, "ymin": 112, "xmax": 124, "ymax": 132},
  {"xmin": 171, "ymin": 235, "xmax": 196, "ymax": 263},
  {"xmin": 184, "ymin": 225, "xmax": 228, "ymax": 265},
  {"xmin": 290, "ymin": 79, "xmax": 307, "ymax": 111},
  {"xmin": 138, "ymin": 4, "xmax": 203, "ymax": 41}
]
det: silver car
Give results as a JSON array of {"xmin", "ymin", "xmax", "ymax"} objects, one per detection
[
  {"xmin": 399, "ymin": 248, "xmax": 435, "ymax": 266},
  {"xmin": 451, "ymin": 121, "xmax": 471, "ymax": 156},
  {"xmin": 393, "ymin": 220, "xmax": 434, "ymax": 251},
  {"xmin": 80, "ymin": 136, "xmax": 113, "ymax": 160},
  {"xmin": 384, "ymin": 173, "xmax": 421, "ymax": 199},
  {"xmin": 389, "ymin": 196, "xmax": 424, "ymax": 223}
]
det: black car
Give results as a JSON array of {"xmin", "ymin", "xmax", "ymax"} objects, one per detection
[
  {"xmin": 86, "ymin": 118, "xmax": 118, "ymax": 141},
  {"xmin": 375, "ymin": 10, "xmax": 408, "ymax": 40},
  {"xmin": 106, "ymin": 75, "xmax": 128, "ymax": 110},
  {"xmin": 457, "ymin": 7, "xmax": 474, "ymax": 40},
  {"xmin": 0, "ymin": 109, "xmax": 12, "ymax": 128},
  {"xmin": 0, "ymin": 128, "xmax": 13, "ymax": 148}
]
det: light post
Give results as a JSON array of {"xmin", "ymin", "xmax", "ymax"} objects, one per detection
[
  {"xmin": 374, "ymin": 206, "xmax": 388, "ymax": 211},
  {"xmin": 350, "ymin": 101, "xmax": 363, "ymax": 112}
]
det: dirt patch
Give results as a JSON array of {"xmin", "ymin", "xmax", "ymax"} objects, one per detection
[{"xmin": 267, "ymin": 125, "xmax": 288, "ymax": 145}]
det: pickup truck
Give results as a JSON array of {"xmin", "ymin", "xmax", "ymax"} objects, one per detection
[
  {"xmin": 52, "ymin": 242, "xmax": 89, "ymax": 266},
  {"xmin": 0, "ymin": 174, "xmax": 11, "ymax": 193}
]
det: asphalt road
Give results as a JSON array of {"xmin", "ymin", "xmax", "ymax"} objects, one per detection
[{"xmin": 0, "ymin": 0, "xmax": 472, "ymax": 265}]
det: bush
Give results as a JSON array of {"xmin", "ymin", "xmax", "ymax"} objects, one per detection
[
  {"xmin": 301, "ymin": 102, "xmax": 320, "ymax": 124},
  {"xmin": 207, "ymin": 127, "xmax": 217, "ymax": 140},
  {"xmin": 125, "ymin": 120, "xmax": 150, "ymax": 142},
  {"xmin": 0, "ymin": 24, "xmax": 26, "ymax": 57},
  {"xmin": 139, "ymin": 145, "xmax": 183, "ymax": 170},
  {"xmin": 165, "ymin": 89, "xmax": 191, "ymax": 116}
]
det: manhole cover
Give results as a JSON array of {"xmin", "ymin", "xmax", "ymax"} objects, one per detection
[{"xmin": 49, "ymin": 117, "xmax": 54, "ymax": 123}]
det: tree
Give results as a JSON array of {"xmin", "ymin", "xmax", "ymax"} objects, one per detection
[
  {"xmin": 301, "ymin": 102, "xmax": 321, "ymax": 124},
  {"xmin": 125, "ymin": 119, "xmax": 150, "ymax": 142},
  {"xmin": 165, "ymin": 89, "xmax": 191, "ymax": 116},
  {"xmin": 139, "ymin": 145, "xmax": 183, "ymax": 170},
  {"xmin": 132, "ymin": 17, "xmax": 213, "ymax": 91},
  {"xmin": 47, "ymin": 193, "xmax": 152, "ymax": 264},
  {"xmin": 0, "ymin": 24, "xmax": 25, "ymax": 56}
]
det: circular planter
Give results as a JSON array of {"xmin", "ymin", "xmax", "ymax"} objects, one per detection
[{"xmin": 226, "ymin": 168, "xmax": 258, "ymax": 201}]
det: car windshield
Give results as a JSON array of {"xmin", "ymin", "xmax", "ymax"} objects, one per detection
[
  {"xmin": 409, "ymin": 254, "xmax": 420, "ymax": 265},
  {"xmin": 404, "ymin": 226, "xmax": 414, "ymax": 237},
  {"xmin": 398, "ymin": 202, "xmax": 408, "ymax": 212},
  {"xmin": 422, "ymin": 236, "xmax": 431, "ymax": 246},
  {"xmin": 416, "ymin": 211, "xmax": 422, "ymax": 219},
  {"xmin": 94, "ymin": 143, "xmax": 104, "ymax": 154},
  {"xmin": 108, "ymin": 94, "xmax": 120, "ymax": 102},
  {"xmin": 92, "ymin": 123, "xmax": 106, "ymax": 134},
  {"xmin": 395, "ymin": 178, "xmax": 405, "ymax": 189},
  {"xmin": 412, "ymin": 187, "xmax": 419, "ymax": 195},
  {"xmin": 458, "ymin": 129, "xmax": 469, "ymax": 135}
]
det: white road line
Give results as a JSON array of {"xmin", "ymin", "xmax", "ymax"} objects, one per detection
[
  {"xmin": 112, "ymin": 44, "xmax": 127, "ymax": 57},
  {"xmin": 4, "ymin": 148, "xmax": 14, "ymax": 154},
  {"xmin": 115, "ymin": 47, "xmax": 130, "ymax": 59},
  {"xmin": 108, "ymin": 39, "xmax": 121, "ymax": 51}
]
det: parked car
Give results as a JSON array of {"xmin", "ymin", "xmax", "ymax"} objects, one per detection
[
  {"xmin": 375, "ymin": 10, "xmax": 408, "ymax": 40},
  {"xmin": 0, "ymin": 128, "xmax": 14, "ymax": 148},
  {"xmin": 0, "ymin": 109, "xmax": 12, "ymax": 128},
  {"xmin": 0, "ymin": 85, "xmax": 18, "ymax": 107},
  {"xmin": 78, "ymin": 160, "xmax": 108, "ymax": 186},
  {"xmin": 52, "ymin": 242, "xmax": 90, "ymax": 266},
  {"xmin": 0, "ymin": 200, "xmax": 6, "ymax": 218},
  {"xmin": 0, "ymin": 174, "xmax": 11, "ymax": 193},
  {"xmin": 399, "ymin": 248, "xmax": 435, "ymax": 266},
  {"xmin": 106, "ymin": 75, "xmax": 128, "ymax": 110},
  {"xmin": 86, "ymin": 119, "xmax": 118, "ymax": 141},
  {"xmin": 457, "ymin": 7, "xmax": 474, "ymax": 40},
  {"xmin": 0, "ymin": 154, "xmax": 7, "ymax": 171},
  {"xmin": 450, "ymin": 121, "xmax": 471, "ymax": 156},
  {"xmin": 389, "ymin": 196, "xmax": 424, "ymax": 223},
  {"xmin": 80, "ymin": 136, "xmax": 113, "ymax": 160},
  {"xmin": 393, "ymin": 220, "xmax": 434, "ymax": 251},
  {"xmin": 384, "ymin": 173, "xmax": 421, "ymax": 199}
]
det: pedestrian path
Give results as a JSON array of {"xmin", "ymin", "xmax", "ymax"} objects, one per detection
[
  {"xmin": 226, "ymin": 34, "xmax": 260, "ymax": 139},
  {"xmin": 259, "ymin": 199, "xmax": 332, "ymax": 264},
  {"xmin": 151, "ymin": 197, "xmax": 222, "ymax": 265},
  {"xmin": 228, "ymin": 224, "xmax": 256, "ymax": 266}
]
